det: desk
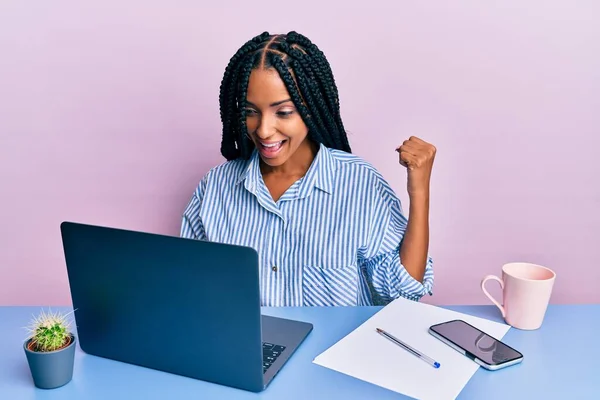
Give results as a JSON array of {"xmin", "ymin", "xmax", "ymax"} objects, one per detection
[{"xmin": 1, "ymin": 304, "xmax": 598, "ymax": 399}]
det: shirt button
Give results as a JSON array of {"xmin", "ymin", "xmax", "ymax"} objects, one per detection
[{"xmin": 272, "ymin": 265, "xmax": 278, "ymax": 272}]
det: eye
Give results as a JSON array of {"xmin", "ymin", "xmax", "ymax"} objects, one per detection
[
  {"xmin": 277, "ymin": 110, "xmax": 294, "ymax": 117},
  {"xmin": 244, "ymin": 108, "xmax": 258, "ymax": 116}
]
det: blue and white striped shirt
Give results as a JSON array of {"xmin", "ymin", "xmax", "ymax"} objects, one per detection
[{"xmin": 180, "ymin": 143, "xmax": 434, "ymax": 306}]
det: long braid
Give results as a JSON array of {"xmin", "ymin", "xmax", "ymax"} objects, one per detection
[
  {"xmin": 272, "ymin": 51, "xmax": 331, "ymax": 143},
  {"xmin": 285, "ymin": 32, "xmax": 350, "ymax": 150},
  {"xmin": 269, "ymin": 53, "xmax": 323, "ymax": 142},
  {"xmin": 219, "ymin": 32, "xmax": 269, "ymax": 159},
  {"xmin": 218, "ymin": 31, "xmax": 352, "ymax": 160},
  {"xmin": 281, "ymin": 43, "xmax": 343, "ymax": 148},
  {"xmin": 236, "ymin": 52, "xmax": 261, "ymax": 158}
]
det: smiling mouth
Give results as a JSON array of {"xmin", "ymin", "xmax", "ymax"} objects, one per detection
[{"xmin": 258, "ymin": 140, "xmax": 287, "ymax": 157}]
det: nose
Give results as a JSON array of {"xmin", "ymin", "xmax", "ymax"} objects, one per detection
[{"xmin": 255, "ymin": 114, "xmax": 276, "ymax": 140}]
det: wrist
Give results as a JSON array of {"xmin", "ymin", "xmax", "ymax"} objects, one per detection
[{"xmin": 408, "ymin": 190, "xmax": 430, "ymax": 203}]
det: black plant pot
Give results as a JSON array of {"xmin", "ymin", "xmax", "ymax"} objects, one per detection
[{"xmin": 23, "ymin": 334, "xmax": 76, "ymax": 389}]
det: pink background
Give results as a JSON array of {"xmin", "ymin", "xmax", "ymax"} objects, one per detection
[{"xmin": 1, "ymin": 1, "xmax": 598, "ymax": 306}]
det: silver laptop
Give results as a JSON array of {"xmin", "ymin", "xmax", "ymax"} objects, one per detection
[{"xmin": 60, "ymin": 221, "xmax": 313, "ymax": 392}]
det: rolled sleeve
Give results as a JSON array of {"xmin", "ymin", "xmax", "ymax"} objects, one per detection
[{"xmin": 362, "ymin": 247, "xmax": 434, "ymax": 303}]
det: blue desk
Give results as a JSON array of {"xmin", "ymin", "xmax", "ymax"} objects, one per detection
[{"xmin": 1, "ymin": 304, "xmax": 598, "ymax": 399}]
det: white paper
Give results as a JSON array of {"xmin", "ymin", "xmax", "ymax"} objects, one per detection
[{"xmin": 313, "ymin": 297, "xmax": 510, "ymax": 400}]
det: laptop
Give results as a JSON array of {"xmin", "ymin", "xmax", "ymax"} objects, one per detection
[{"xmin": 60, "ymin": 221, "xmax": 313, "ymax": 392}]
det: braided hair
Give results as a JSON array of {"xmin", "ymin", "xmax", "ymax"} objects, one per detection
[{"xmin": 218, "ymin": 31, "xmax": 352, "ymax": 160}]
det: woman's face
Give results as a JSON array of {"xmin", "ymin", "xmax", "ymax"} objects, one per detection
[{"xmin": 244, "ymin": 68, "xmax": 311, "ymax": 168}]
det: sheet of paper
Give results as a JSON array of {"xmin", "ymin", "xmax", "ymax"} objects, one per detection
[{"xmin": 313, "ymin": 297, "xmax": 510, "ymax": 400}]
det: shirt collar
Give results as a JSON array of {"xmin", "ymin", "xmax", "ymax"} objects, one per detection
[
  {"xmin": 299, "ymin": 142, "xmax": 337, "ymax": 196},
  {"xmin": 235, "ymin": 142, "xmax": 337, "ymax": 196},
  {"xmin": 233, "ymin": 145, "xmax": 253, "ymax": 183}
]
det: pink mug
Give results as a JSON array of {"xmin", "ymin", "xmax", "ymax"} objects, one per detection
[{"xmin": 481, "ymin": 262, "xmax": 556, "ymax": 330}]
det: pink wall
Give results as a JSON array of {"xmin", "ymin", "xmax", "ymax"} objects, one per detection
[{"xmin": 1, "ymin": 1, "xmax": 598, "ymax": 306}]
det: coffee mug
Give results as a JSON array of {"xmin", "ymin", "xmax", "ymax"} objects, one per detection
[{"xmin": 481, "ymin": 262, "xmax": 556, "ymax": 330}]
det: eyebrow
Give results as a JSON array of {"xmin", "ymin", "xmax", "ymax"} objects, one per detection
[{"xmin": 245, "ymin": 99, "xmax": 292, "ymax": 107}]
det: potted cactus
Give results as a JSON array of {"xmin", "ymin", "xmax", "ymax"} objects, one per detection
[{"xmin": 23, "ymin": 309, "xmax": 76, "ymax": 389}]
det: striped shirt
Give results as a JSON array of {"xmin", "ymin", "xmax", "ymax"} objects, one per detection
[{"xmin": 180, "ymin": 143, "xmax": 434, "ymax": 306}]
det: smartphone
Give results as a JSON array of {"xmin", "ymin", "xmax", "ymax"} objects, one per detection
[{"xmin": 429, "ymin": 319, "xmax": 523, "ymax": 370}]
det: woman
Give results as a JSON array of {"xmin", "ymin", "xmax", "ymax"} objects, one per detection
[{"xmin": 181, "ymin": 31, "xmax": 436, "ymax": 306}]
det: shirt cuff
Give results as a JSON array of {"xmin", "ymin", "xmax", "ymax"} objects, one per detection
[
  {"xmin": 395, "ymin": 255, "xmax": 434, "ymax": 301},
  {"xmin": 365, "ymin": 248, "xmax": 434, "ymax": 303}
]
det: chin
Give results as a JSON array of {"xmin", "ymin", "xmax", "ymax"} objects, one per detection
[{"xmin": 259, "ymin": 155, "xmax": 288, "ymax": 167}]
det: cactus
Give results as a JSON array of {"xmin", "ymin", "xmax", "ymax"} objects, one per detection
[{"xmin": 25, "ymin": 309, "xmax": 74, "ymax": 352}]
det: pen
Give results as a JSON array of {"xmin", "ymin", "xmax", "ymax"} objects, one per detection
[{"xmin": 376, "ymin": 327, "xmax": 440, "ymax": 369}]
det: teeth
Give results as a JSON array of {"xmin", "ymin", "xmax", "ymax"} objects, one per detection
[{"xmin": 262, "ymin": 141, "xmax": 282, "ymax": 148}]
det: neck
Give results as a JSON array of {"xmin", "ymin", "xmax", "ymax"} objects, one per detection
[{"xmin": 260, "ymin": 140, "xmax": 319, "ymax": 177}]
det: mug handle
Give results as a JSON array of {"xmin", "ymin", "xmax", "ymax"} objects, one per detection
[{"xmin": 481, "ymin": 275, "xmax": 505, "ymax": 318}]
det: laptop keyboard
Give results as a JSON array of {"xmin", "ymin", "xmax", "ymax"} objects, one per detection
[{"xmin": 262, "ymin": 342, "xmax": 286, "ymax": 373}]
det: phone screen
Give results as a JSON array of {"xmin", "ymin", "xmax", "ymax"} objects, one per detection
[{"xmin": 430, "ymin": 320, "xmax": 522, "ymax": 365}]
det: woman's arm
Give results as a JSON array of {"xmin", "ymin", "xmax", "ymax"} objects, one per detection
[
  {"xmin": 396, "ymin": 136, "xmax": 436, "ymax": 283},
  {"xmin": 399, "ymin": 193, "xmax": 430, "ymax": 283}
]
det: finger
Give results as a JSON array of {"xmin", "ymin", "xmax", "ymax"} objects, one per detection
[
  {"xmin": 396, "ymin": 148, "xmax": 408, "ymax": 166},
  {"xmin": 400, "ymin": 151, "xmax": 418, "ymax": 170},
  {"xmin": 396, "ymin": 140, "xmax": 418, "ymax": 151},
  {"xmin": 398, "ymin": 141, "xmax": 422, "ymax": 156},
  {"xmin": 408, "ymin": 136, "xmax": 428, "ymax": 145}
]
